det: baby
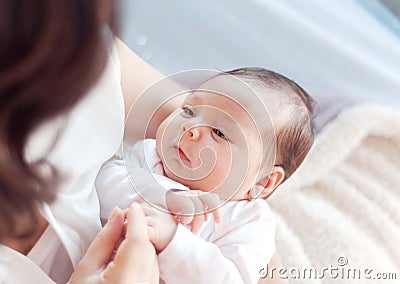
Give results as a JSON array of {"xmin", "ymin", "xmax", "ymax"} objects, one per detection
[{"xmin": 96, "ymin": 67, "xmax": 315, "ymax": 284}]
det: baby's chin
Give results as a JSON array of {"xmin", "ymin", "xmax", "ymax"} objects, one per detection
[
  {"xmin": 165, "ymin": 173, "xmax": 247, "ymax": 201},
  {"xmin": 164, "ymin": 171, "xmax": 204, "ymax": 190},
  {"xmin": 164, "ymin": 170, "xmax": 214, "ymax": 192}
]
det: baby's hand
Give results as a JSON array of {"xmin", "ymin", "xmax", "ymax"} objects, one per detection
[
  {"xmin": 166, "ymin": 190, "xmax": 222, "ymax": 233},
  {"xmin": 140, "ymin": 203, "xmax": 178, "ymax": 253}
]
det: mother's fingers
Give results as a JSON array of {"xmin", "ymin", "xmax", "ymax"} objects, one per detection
[
  {"xmin": 80, "ymin": 207, "xmax": 124, "ymax": 269},
  {"xmin": 126, "ymin": 203, "xmax": 150, "ymax": 240},
  {"xmin": 103, "ymin": 203, "xmax": 159, "ymax": 283}
]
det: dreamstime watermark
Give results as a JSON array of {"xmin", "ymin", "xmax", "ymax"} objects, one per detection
[{"xmin": 259, "ymin": 257, "xmax": 399, "ymax": 280}]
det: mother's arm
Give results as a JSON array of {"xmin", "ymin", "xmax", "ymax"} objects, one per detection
[{"xmin": 115, "ymin": 37, "xmax": 183, "ymax": 140}]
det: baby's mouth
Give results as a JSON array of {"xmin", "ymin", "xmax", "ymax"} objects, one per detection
[{"xmin": 178, "ymin": 147, "xmax": 190, "ymax": 164}]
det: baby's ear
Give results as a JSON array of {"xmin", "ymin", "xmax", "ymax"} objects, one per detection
[{"xmin": 255, "ymin": 166, "xmax": 285, "ymax": 199}]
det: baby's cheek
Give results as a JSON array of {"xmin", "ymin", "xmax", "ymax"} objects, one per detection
[
  {"xmin": 155, "ymin": 118, "xmax": 167, "ymax": 139},
  {"xmin": 214, "ymin": 153, "xmax": 233, "ymax": 180}
]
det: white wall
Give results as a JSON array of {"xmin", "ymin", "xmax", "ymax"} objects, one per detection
[{"xmin": 119, "ymin": 0, "xmax": 400, "ymax": 119}]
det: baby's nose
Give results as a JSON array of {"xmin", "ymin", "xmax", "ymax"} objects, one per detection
[
  {"xmin": 188, "ymin": 126, "xmax": 200, "ymax": 141},
  {"xmin": 182, "ymin": 124, "xmax": 202, "ymax": 141}
]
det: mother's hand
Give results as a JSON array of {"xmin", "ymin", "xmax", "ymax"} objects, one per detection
[{"xmin": 69, "ymin": 203, "xmax": 159, "ymax": 284}]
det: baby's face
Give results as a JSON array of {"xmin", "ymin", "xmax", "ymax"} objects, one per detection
[{"xmin": 156, "ymin": 76, "xmax": 275, "ymax": 201}]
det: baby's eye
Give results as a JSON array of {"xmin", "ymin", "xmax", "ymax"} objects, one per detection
[
  {"xmin": 213, "ymin": 128, "xmax": 227, "ymax": 140},
  {"xmin": 182, "ymin": 106, "xmax": 195, "ymax": 117}
]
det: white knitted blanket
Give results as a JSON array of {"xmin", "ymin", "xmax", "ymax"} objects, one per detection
[{"xmin": 268, "ymin": 104, "xmax": 400, "ymax": 284}]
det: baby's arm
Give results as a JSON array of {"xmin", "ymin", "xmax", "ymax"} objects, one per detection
[
  {"xmin": 95, "ymin": 158, "xmax": 165, "ymax": 219},
  {"xmin": 149, "ymin": 200, "xmax": 276, "ymax": 284},
  {"xmin": 96, "ymin": 139, "xmax": 181, "ymax": 219},
  {"xmin": 96, "ymin": 139, "xmax": 222, "ymax": 226}
]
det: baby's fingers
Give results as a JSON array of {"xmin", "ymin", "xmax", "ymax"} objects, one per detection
[
  {"xmin": 198, "ymin": 192, "xmax": 222, "ymax": 223},
  {"xmin": 166, "ymin": 191, "xmax": 195, "ymax": 224},
  {"xmin": 174, "ymin": 213, "xmax": 194, "ymax": 225},
  {"xmin": 188, "ymin": 196, "xmax": 206, "ymax": 234}
]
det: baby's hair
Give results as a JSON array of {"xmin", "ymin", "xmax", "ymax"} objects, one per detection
[{"xmin": 221, "ymin": 67, "xmax": 315, "ymax": 183}]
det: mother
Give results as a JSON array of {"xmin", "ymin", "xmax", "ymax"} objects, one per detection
[{"xmin": 0, "ymin": 0, "xmax": 165, "ymax": 283}]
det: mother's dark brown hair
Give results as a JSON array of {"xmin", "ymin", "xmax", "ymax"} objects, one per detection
[{"xmin": 0, "ymin": 0, "xmax": 112, "ymax": 241}]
